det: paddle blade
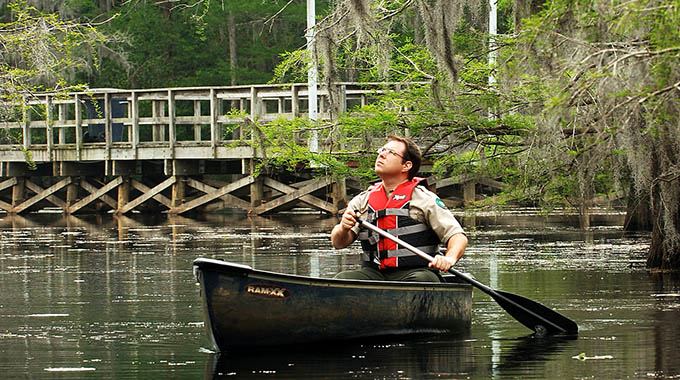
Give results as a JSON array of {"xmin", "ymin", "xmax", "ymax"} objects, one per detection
[{"xmin": 490, "ymin": 289, "xmax": 578, "ymax": 336}]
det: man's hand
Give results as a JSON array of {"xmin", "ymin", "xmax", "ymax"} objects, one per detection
[
  {"xmin": 339, "ymin": 209, "xmax": 360, "ymax": 231},
  {"xmin": 429, "ymin": 255, "xmax": 456, "ymax": 272},
  {"xmin": 331, "ymin": 209, "xmax": 360, "ymax": 249},
  {"xmin": 429, "ymin": 233, "xmax": 467, "ymax": 272}
]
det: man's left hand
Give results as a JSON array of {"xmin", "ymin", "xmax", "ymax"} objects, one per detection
[{"xmin": 429, "ymin": 255, "xmax": 456, "ymax": 272}]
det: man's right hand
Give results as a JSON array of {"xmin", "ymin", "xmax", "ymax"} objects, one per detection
[
  {"xmin": 339, "ymin": 209, "xmax": 360, "ymax": 231},
  {"xmin": 331, "ymin": 209, "xmax": 360, "ymax": 249}
]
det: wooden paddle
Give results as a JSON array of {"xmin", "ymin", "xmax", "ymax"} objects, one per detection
[{"xmin": 357, "ymin": 218, "xmax": 579, "ymax": 336}]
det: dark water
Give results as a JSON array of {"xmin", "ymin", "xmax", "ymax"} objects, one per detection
[{"xmin": 0, "ymin": 211, "xmax": 679, "ymax": 379}]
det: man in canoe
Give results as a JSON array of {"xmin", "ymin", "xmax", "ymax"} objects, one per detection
[{"xmin": 330, "ymin": 135, "xmax": 468, "ymax": 282}]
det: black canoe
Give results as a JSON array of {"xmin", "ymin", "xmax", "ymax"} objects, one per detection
[{"xmin": 193, "ymin": 258, "xmax": 473, "ymax": 351}]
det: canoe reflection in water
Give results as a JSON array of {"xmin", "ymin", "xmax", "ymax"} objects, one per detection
[
  {"xmin": 205, "ymin": 336, "xmax": 476, "ymax": 379},
  {"xmin": 204, "ymin": 335, "xmax": 575, "ymax": 379},
  {"xmin": 193, "ymin": 259, "xmax": 473, "ymax": 351}
]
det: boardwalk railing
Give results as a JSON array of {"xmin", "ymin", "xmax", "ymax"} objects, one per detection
[
  {"xmin": 0, "ymin": 82, "xmax": 416, "ymax": 166},
  {"xmin": 0, "ymin": 82, "xmax": 427, "ymax": 215}
]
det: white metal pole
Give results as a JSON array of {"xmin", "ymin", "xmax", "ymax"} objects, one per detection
[
  {"xmin": 306, "ymin": 0, "xmax": 319, "ymax": 154},
  {"xmin": 488, "ymin": 0, "xmax": 497, "ymax": 87}
]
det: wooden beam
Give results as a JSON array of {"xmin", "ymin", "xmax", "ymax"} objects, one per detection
[
  {"xmin": 477, "ymin": 177, "xmax": 510, "ymax": 190},
  {"xmin": 0, "ymin": 198, "xmax": 12, "ymax": 212},
  {"xmin": 262, "ymin": 177, "xmax": 336, "ymax": 214},
  {"xmin": 252, "ymin": 177, "xmax": 331, "ymax": 215},
  {"xmin": 130, "ymin": 178, "xmax": 173, "ymax": 208},
  {"xmin": 80, "ymin": 179, "xmax": 118, "ymax": 209},
  {"xmin": 13, "ymin": 177, "xmax": 72, "ymax": 213},
  {"xmin": 428, "ymin": 175, "xmax": 468, "ymax": 189},
  {"xmin": 25, "ymin": 179, "xmax": 68, "ymax": 209},
  {"xmin": 0, "ymin": 178, "xmax": 15, "ymax": 211},
  {"xmin": 185, "ymin": 177, "xmax": 250, "ymax": 209},
  {"xmin": 67, "ymin": 177, "xmax": 124, "ymax": 213},
  {"xmin": 170, "ymin": 175, "xmax": 255, "ymax": 214},
  {"xmin": 0, "ymin": 177, "xmax": 18, "ymax": 192},
  {"xmin": 463, "ymin": 181, "xmax": 475, "ymax": 206},
  {"xmin": 116, "ymin": 176, "xmax": 176, "ymax": 214}
]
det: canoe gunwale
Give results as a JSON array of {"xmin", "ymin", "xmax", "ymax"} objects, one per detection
[{"xmin": 193, "ymin": 257, "xmax": 472, "ymax": 291}]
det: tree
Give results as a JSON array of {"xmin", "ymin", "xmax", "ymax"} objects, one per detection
[
  {"xmin": 0, "ymin": 0, "xmax": 114, "ymax": 124},
  {"xmin": 70, "ymin": 0, "xmax": 329, "ymax": 88},
  {"xmin": 514, "ymin": 0, "xmax": 680, "ymax": 269}
]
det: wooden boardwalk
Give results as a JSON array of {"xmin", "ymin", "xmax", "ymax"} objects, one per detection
[
  {"xmin": 0, "ymin": 82, "xmax": 504, "ymax": 215},
  {"xmin": 0, "ymin": 83, "xmax": 414, "ymax": 215}
]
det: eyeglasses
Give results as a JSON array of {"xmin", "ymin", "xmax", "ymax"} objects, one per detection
[{"xmin": 376, "ymin": 147, "xmax": 404, "ymax": 159}]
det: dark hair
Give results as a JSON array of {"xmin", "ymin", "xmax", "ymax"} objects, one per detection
[{"xmin": 387, "ymin": 135, "xmax": 421, "ymax": 179}]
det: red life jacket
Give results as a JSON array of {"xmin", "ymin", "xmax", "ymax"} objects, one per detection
[{"xmin": 358, "ymin": 177, "xmax": 441, "ymax": 269}]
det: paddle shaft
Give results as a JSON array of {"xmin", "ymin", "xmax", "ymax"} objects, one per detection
[{"xmin": 357, "ymin": 218, "xmax": 573, "ymax": 334}]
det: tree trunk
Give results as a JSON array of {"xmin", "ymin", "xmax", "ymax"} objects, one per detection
[
  {"xmin": 646, "ymin": 204, "xmax": 680, "ymax": 270},
  {"xmin": 98, "ymin": 0, "xmax": 112, "ymax": 12},
  {"xmin": 624, "ymin": 184, "xmax": 653, "ymax": 231},
  {"xmin": 514, "ymin": 0, "xmax": 544, "ymax": 32},
  {"xmin": 228, "ymin": 13, "xmax": 237, "ymax": 86},
  {"xmin": 645, "ymin": 148, "xmax": 680, "ymax": 270}
]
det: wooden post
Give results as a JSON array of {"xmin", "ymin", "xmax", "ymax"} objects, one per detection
[
  {"xmin": 117, "ymin": 176, "xmax": 130, "ymax": 213},
  {"xmin": 168, "ymin": 89, "xmax": 176, "ymax": 159},
  {"xmin": 194, "ymin": 100, "xmax": 202, "ymax": 141},
  {"xmin": 104, "ymin": 94, "xmax": 112, "ymax": 173},
  {"xmin": 250, "ymin": 86, "xmax": 259, "ymax": 120},
  {"xmin": 210, "ymin": 89, "xmax": 218, "ymax": 155},
  {"xmin": 172, "ymin": 175, "xmax": 185, "ymax": 209},
  {"xmin": 75, "ymin": 94, "xmax": 82, "ymax": 160},
  {"xmin": 331, "ymin": 177, "xmax": 347, "ymax": 212},
  {"xmin": 291, "ymin": 85, "xmax": 299, "ymax": 117},
  {"xmin": 463, "ymin": 180, "xmax": 475, "ymax": 206},
  {"xmin": 58, "ymin": 103, "xmax": 67, "ymax": 144},
  {"xmin": 247, "ymin": 159, "xmax": 263, "ymax": 207},
  {"xmin": 250, "ymin": 177, "xmax": 264, "ymax": 207},
  {"xmin": 46, "ymin": 95, "xmax": 53, "ymax": 159},
  {"xmin": 339, "ymin": 84, "xmax": 347, "ymax": 114},
  {"xmin": 153, "ymin": 100, "xmax": 166, "ymax": 141},
  {"xmin": 12, "ymin": 177, "xmax": 26, "ymax": 208},
  {"xmin": 65, "ymin": 180, "xmax": 78, "ymax": 212},
  {"xmin": 22, "ymin": 96, "xmax": 31, "ymax": 150},
  {"xmin": 131, "ymin": 91, "xmax": 139, "ymax": 158}
]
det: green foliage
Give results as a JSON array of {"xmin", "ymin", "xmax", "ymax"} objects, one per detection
[
  {"xmin": 82, "ymin": 0, "xmax": 331, "ymax": 89},
  {"xmin": 0, "ymin": 0, "xmax": 109, "ymax": 167}
]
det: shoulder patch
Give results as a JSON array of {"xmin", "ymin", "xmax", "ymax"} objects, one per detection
[{"xmin": 435, "ymin": 198, "xmax": 448, "ymax": 209}]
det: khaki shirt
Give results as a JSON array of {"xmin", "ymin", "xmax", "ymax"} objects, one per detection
[{"xmin": 347, "ymin": 184, "xmax": 465, "ymax": 245}]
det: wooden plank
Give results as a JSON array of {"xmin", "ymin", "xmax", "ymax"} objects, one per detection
[
  {"xmin": 262, "ymin": 177, "xmax": 336, "ymax": 214},
  {"xmin": 170, "ymin": 175, "xmax": 255, "ymax": 214},
  {"xmin": 25, "ymin": 179, "xmax": 68, "ymax": 209},
  {"xmin": 477, "ymin": 177, "xmax": 509, "ymax": 190},
  {"xmin": 0, "ymin": 178, "xmax": 15, "ymax": 211},
  {"xmin": 210, "ymin": 88, "xmax": 217, "ymax": 155},
  {"xmin": 252, "ymin": 177, "xmax": 330, "ymax": 215},
  {"xmin": 79, "ymin": 179, "xmax": 118, "ymax": 209},
  {"xmin": 13, "ymin": 177, "xmax": 72, "ymax": 213},
  {"xmin": 0, "ymin": 198, "xmax": 12, "ymax": 212},
  {"xmin": 116, "ymin": 176, "xmax": 176, "ymax": 214},
  {"xmin": 428, "ymin": 175, "xmax": 468, "ymax": 189},
  {"xmin": 185, "ymin": 177, "xmax": 250, "ymax": 209},
  {"xmin": 168, "ymin": 89, "xmax": 175, "ymax": 159},
  {"xmin": 67, "ymin": 177, "xmax": 123, "ymax": 213},
  {"xmin": 0, "ymin": 177, "xmax": 18, "ymax": 192},
  {"xmin": 130, "ymin": 178, "xmax": 172, "ymax": 208}
]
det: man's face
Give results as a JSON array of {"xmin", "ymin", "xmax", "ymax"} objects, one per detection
[{"xmin": 375, "ymin": 140, "xmax": 409, "ymax": 178}]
